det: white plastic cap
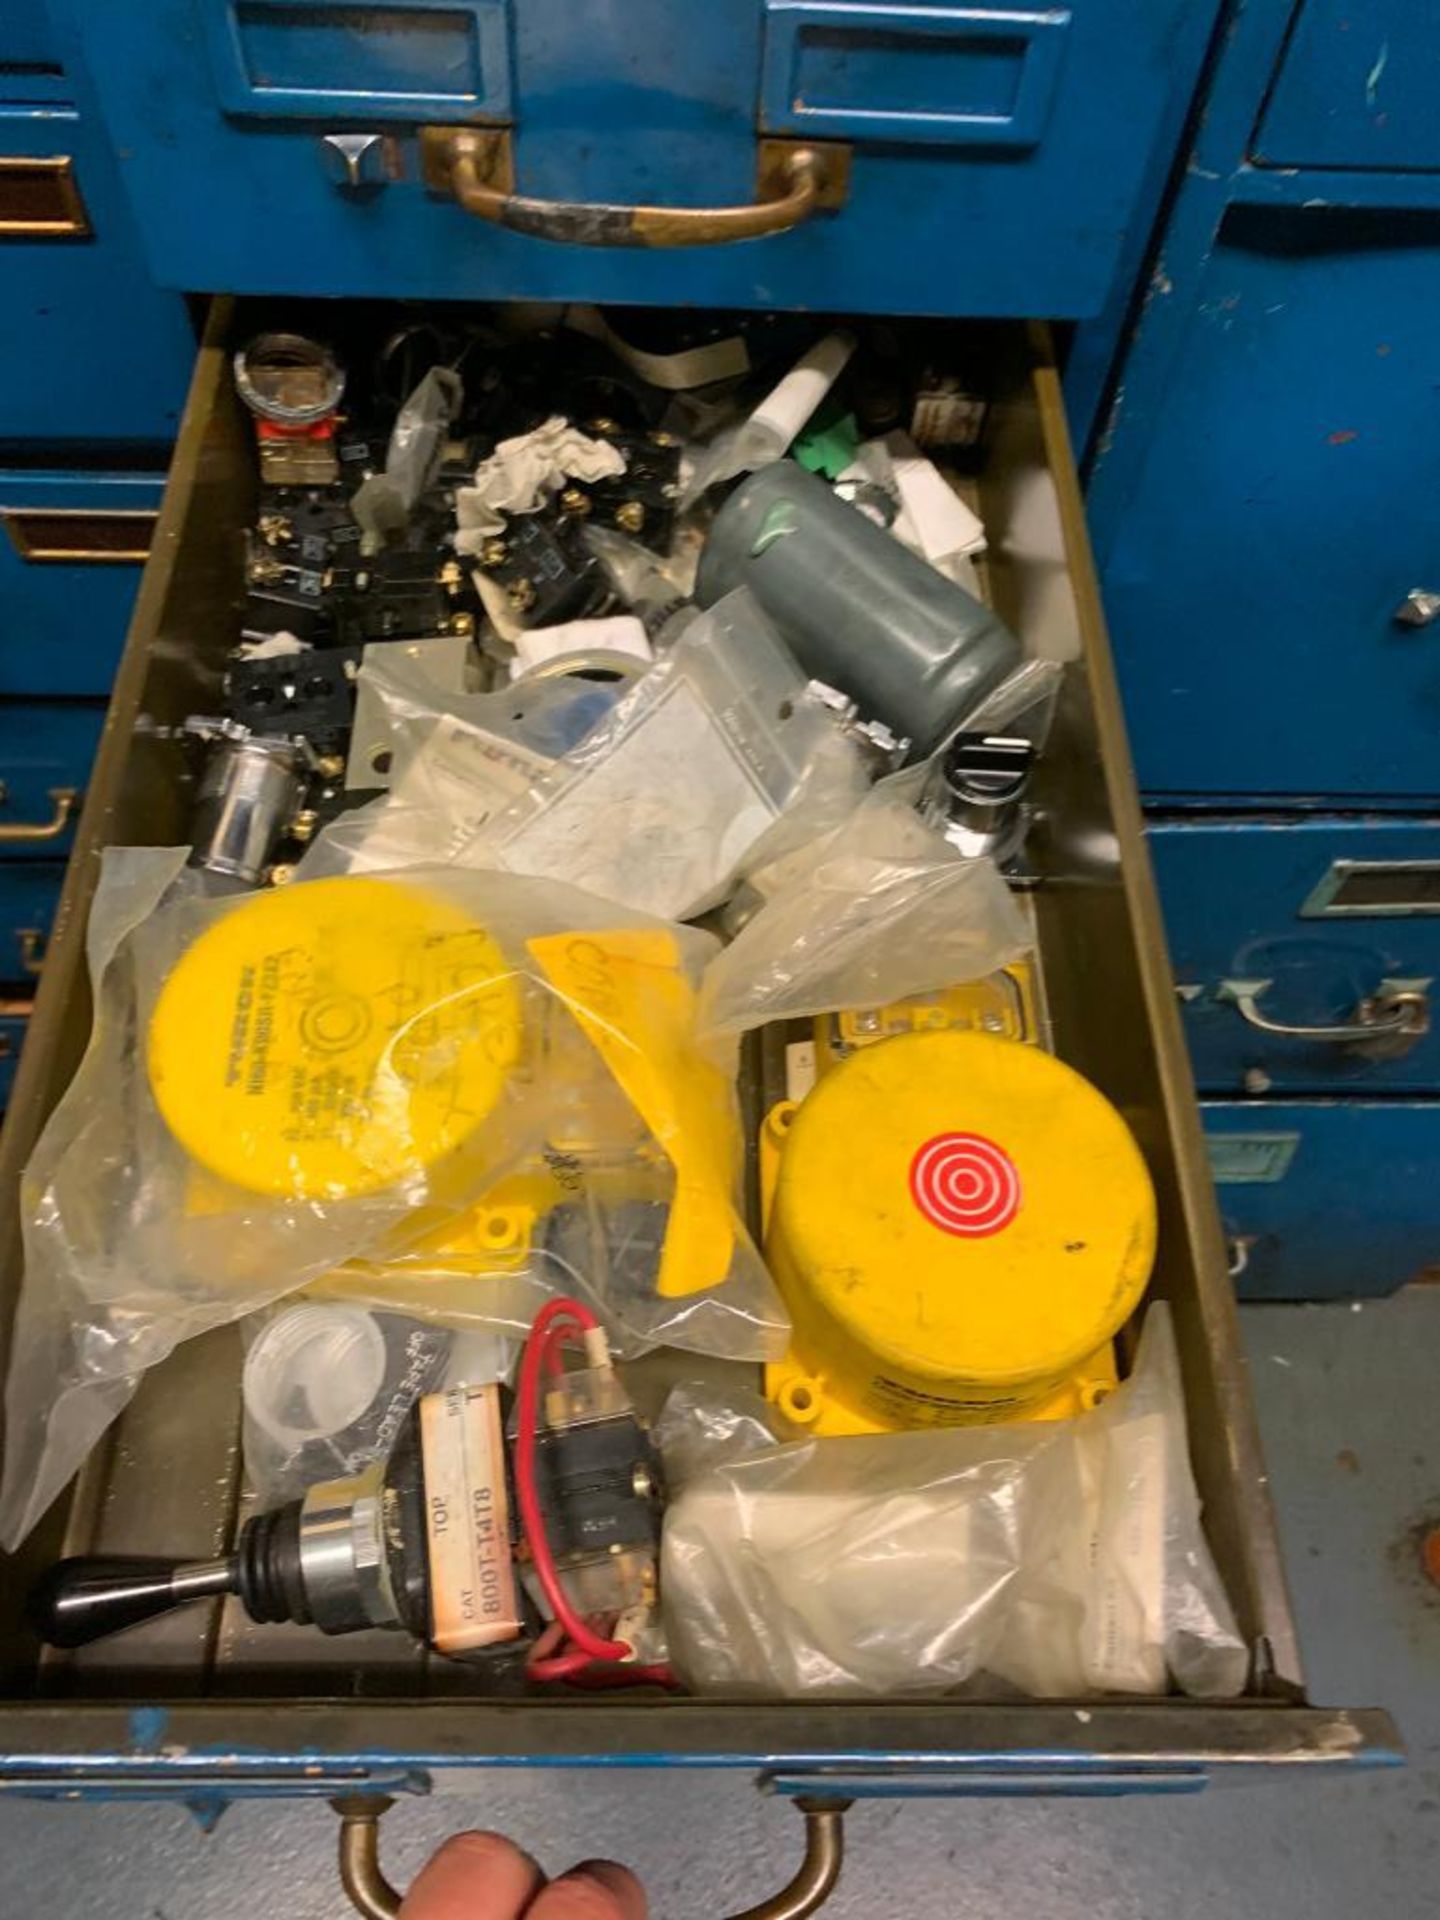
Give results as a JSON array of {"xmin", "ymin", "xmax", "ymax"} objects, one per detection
[{"xmin": 243, "ymin": 1304, "xmax": 388, "ymax": 1447}]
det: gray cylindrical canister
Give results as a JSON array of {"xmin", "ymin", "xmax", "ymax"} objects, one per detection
[
  {"xmin": 190, "ymin": 733, "xmax": 305, "ymax": 884},
  {"xmin": 695, "ymin": 460, "xmax": 1020, "ymax": 758}
]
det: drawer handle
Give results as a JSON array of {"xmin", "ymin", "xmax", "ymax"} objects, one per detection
[
  {"xmin": 0, "ymin": 786, "xmax": 78, "ymax": 844},
  {"xmin": 333, "ymin": 1792, "xmax": 849, "ymax": 1919},
  {"xmin": 15, "ymin": 927, "xmax": 45, "ymax": 975},
  {"xmin": 1217, "ymin": 976, "xmax": 1430, "ymax": 1050},
  {"xmin": 419, "ymin": 128, "xmax": 851, "ymax": 247},
  {"xmin": 2, "ymin": 508, "xmax": 157, "ymax": 564}
]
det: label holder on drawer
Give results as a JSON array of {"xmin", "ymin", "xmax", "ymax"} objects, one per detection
[
  {"xmin": 1, "ymin": 509, "xmax": 156, "ymax": 565},
  {"xmin": 1301, "ymin": 859, "xmax": 1440, "ymax": 918},
  {"xmin": 761, "ymin": 1, "xmax": 1073, "ymax": 148},
  {"xmin": 0, "ymin": 156, "xmax": 89, "ymax": 238},
  {"xmin": 204, "ymin": 0, "xmax": 513, "ymax": 122}
]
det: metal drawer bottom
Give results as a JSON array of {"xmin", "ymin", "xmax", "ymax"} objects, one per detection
[{"xmin": 0, "ymin": 303, "xmax": 1399, "ymax": 1800}]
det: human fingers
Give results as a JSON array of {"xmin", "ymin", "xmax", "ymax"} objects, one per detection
[
  {"xmin": 399, "ymin": 1830, "xmax": 547, "ymax": 1919},
  {"xmin": 525, "ymin": 1858, "xmax": 648, "ymax": 1920}
]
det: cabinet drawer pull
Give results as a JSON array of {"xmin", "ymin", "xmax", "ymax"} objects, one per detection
[
  {"xmin": 15, "ymin": 928, "xmax": 45, "ymax": 975},
  {"xmin": 0, "ymin": 155, "xmax": 90, "ymax": 237},
  {"xmin": 2, "ymin": 508, "xmax": 157, "ymax": 564},
  {"xmin": 1217, "ymin": 976, "xmax": 1430, "ymax": 1051},
  {"xmin": 419, "ymin": 128, "xmax": 850, "ymax": 248},
  {"xmin": 0, "ymin": 787, "xmax": 78, "ymax": 843},
  {"xmin": 333, "ymin": 1793, "xmax": 849, "ymax": 1920}
]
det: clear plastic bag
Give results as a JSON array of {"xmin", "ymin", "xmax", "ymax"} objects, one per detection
[
  {"xmin": 1, "ymin": 857, "xmax": 785, "ymax": 1547},
  {"xmin": 301, "ymin": 646, "xmax": 624, "ymax": 879},
  {"xmin": 698, "ymin": 796, "xmax": 1031, "ymax": 1037},
  {"xmin": 659, "ymin": 1304, "xmax": 1248, "ymax": 1700},
  {"xmin": 241, "ymin": 1301, "xmax": 460, "ymax": 1504},
  {"xmin": 469, "ymin": 590, "xmax": 854, "ymax": 920},
  {"xmin": 351, "ymin": 367, "xmax": 463, "ymax": 548},
  {"xmin": 961, "ymin": 656, "xmax": 1065, "ymax": 749}
]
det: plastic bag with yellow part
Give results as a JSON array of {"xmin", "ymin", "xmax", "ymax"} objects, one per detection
[{"xmin": 1, "ymin": 851, "xmax": 784, "ymax": 1548}]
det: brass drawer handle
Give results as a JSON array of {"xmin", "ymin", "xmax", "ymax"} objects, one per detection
[
  {"xmin": 0, "ymin": 786, "xmax": 78, "ymax": 843},
  {"xmin": 420, "ymin": 128, "xmax": 850, "ymax": 247},
  {"xmin": 15, "ymin": 927, "xmax": 45, "ymax": 975},
  {"xmin": 3, "ymin": 507, "xmax": 157, "ymax": 564},
  {"xmin": 0, "ymin": 155, "xmax": 90, "ymax": 237},
  {"xmin": 1217, "ymin": 976, "xmax": 1430, "ymax": 1051},
  {"xmin": 333, "ymin": 1793, "xmax": 849, "ymax": 1920}
]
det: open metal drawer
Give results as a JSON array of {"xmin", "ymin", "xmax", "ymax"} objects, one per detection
[{"xmin": 0, "ymin": 304, "xmax": 1400, "ymax": 1841}]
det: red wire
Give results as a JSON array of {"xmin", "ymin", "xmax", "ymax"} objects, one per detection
[
  {"xmin": 560, "ymin": 1661, "xmax": 680, "ymax": 1691},
  {"xmin": 527, "ymin": 1648, "xmax": 602, "ymax": 1684},
  {"xmin": 515, "ymin": 1297, "xmax": 632, "ymax": 1667}
]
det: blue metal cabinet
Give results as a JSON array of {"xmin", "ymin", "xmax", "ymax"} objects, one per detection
[
  {"xmin": 1083, "ymin": 0, "xmax": 1440, "ymax": 1297},
  {"xmin": 0, "ymin": 0, "xmax": 194, "ymax": 447},
  {"xmin": 0, "ymin": 860, "xmax": 67, "ymax": 981},
  {"xmin": 1150, "ymin": 816, "xmax": 1440, "ymax": 1095},
  {"xmin": 71, "ymin": 0, "xmax": 1201, "ymax": 319},
  {"xmin": 1092, "ymin": 227, "xmax": 1440, "ymax": 802},
  {"xmin": 0, "ymin": 1010, "xmax": 31, "ymax": 1107},
  {"xmin": 0, "ymin": 106, "xmax": 195, "ymax": 445},
  {"xmin": 1204, "ymin": 1099, "xmax": 1440, "ymax": 1299},
  {"xmin": 0, "ymin": 702, "xmax": 102, "ymax": 857},
  {"xmin": 0, "ymin": 471, "xmax": 161, "ymax": 695},
  {"xmin": 1255, "ymin": 0, "xmax": 1440, "ymax": 173},
  {"xmin": 0, "ymin": 0, "xmax": 67, "ymax": 102}
]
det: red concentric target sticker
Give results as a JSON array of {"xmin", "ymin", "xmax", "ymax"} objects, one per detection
[{"xmin": 908, "ymin": 1132, "xmax": 1021, "ymax": 1238}]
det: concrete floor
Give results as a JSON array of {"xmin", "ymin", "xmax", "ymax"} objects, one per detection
[{"xmin": 0, "ymin": 1290, "xmax": 1435, "ymax": 1919}]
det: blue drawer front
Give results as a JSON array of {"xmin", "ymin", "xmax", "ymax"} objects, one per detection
[
  {"xmin": 0, "ymin": 106, "xmax": 194, "ymax": 443},
  {"xmin": 1255, "ymin": 0, "xmax": 1440, "ymax": 174},
  {"xmin": 0, "ymin": 703, "xmax": 103, "ymax": 857},
  {"xmin": 0, "ymin": 471, "xmax": 160, "ymax": 696},
  {"xmin": 1204, "ymin": 1099, "xmax": 1440, "ymax": 1299},
  {"xmin": 1150, "ymin": 816, "xmax": 1440, "ymax": 1096},
  {"xmin": 0, "ymin": 0, "xmax": 70, "ymax": 104},
  {"xmin": 1095, "ymin": 228, "xmax": 1440, "ymax": 800},
  {"xmin": 70, "ymin": 0, "xmax": 1201, "ymax": 319},
  {"xmin": 0, "ymin": 861, "xmax": 66, "ymax": 981},
  {"xmin": 0, "ymin": 1011, "xmax": 31, "ymax": 1107}
]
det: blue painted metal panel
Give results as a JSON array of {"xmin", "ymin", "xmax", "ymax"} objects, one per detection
[
  {"xmin": 0, "ymin": 101, "xmax": 194, "ymax": 443},
  {"xmin": 1062, "ymin": 0, "xmax": 1227, "ymax": 462},
  {"xmin": 1255, "ymin": 0, "xmax": 1440, "ymax": 174},
  {"xmin": 0, "ymin": 470, "xmax": 161, "ymax": 696},
  {"xmin": 0, "ymin": 2, "xmax": 64, "ymax": 70},
  {"xmin": 1203, "ymin": 1098, "xmax": 1440, "ymax": 1298},
  {"xmin": 70, "ymin": 0, "xmax": 1199, "ymax": 319},
  {"xmin": 759, "ymin": 2, "xmax": 1072, "ymax": 149},
  {"xmin": 203, "ymin": 0, "xmax": 512, "ymax": 122},
  {"xmin": 0, "ymin": 860, "xmax": 66, "ymax": 981},
  {"xmin": 0, "ymin": 0, "xmax": 72, "ymax": 106},
  {"xmin": 0, "ymin": 701, "xmax": 103, "ymax": 856},
  {"xmin": 1150, "ymin": 815, "xmax": 1440, "ymax": 1095},
  {"xmin": 0, "ymin": 1012, "xmax": 29, "ymax": 1107},
  {"xmin": 1094, "ymin": 219, "xmax": 1440, "ymax": 800}
]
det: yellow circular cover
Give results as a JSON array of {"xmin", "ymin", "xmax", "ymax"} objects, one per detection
[
  {"xmin": 767, "ymin": 1030, "xmax": 1156, "ymax": 1412},
  {"xmin": 147, "ymin": 876, "xmax": 522, "ymax": 1201}
]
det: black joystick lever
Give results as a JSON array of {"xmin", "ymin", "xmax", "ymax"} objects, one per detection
[
  {"xmin": 27, "ymin": 1491, "xmax": 355, "ymax": 1649},
  {"xmin": 29, "ymin": 1554, "xmax": 239, "ymax": 1648},
  {"xmin": 29, "ymin": 1448, "xmax": 422, "ymax": 1651}
]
